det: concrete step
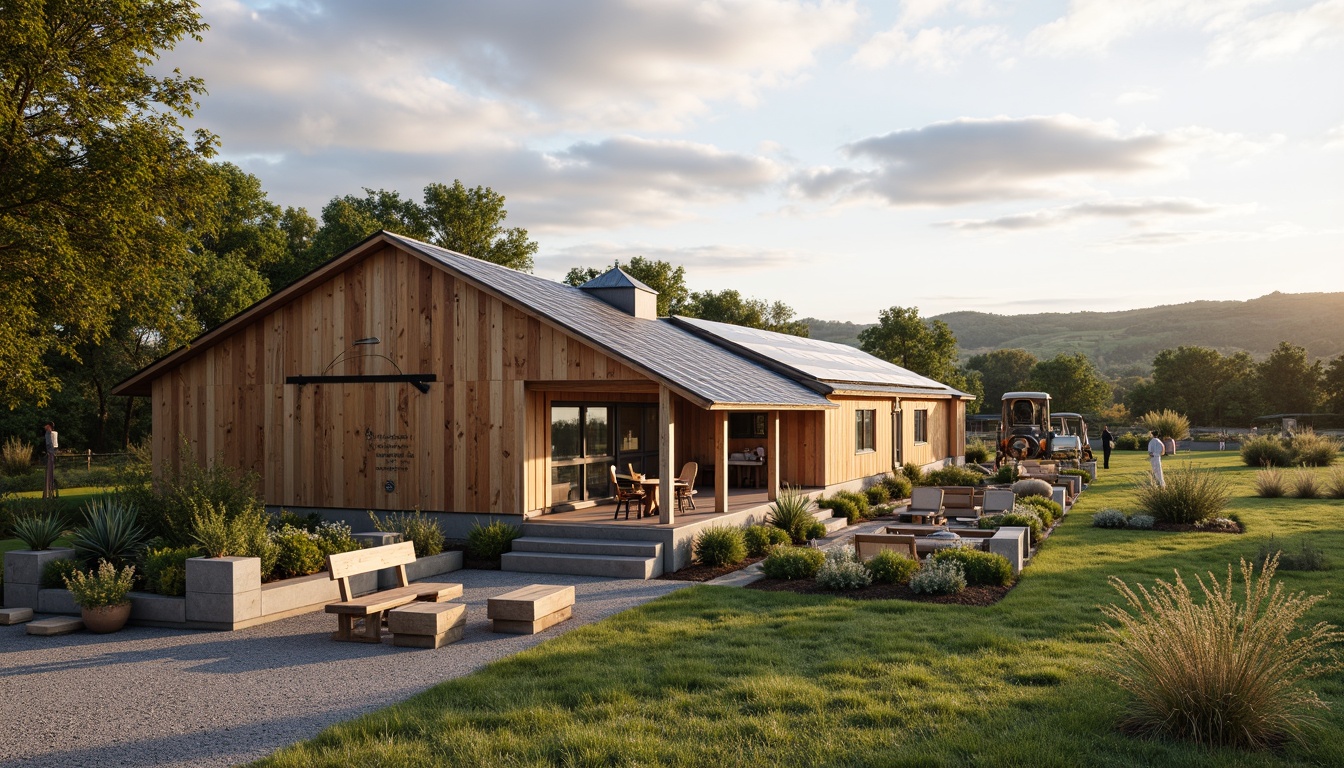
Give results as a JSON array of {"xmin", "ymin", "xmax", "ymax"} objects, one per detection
[
  {"xmin": 819, "ymin": 516, "xmax": 849, "ymax": 534},
  {"xmin": 511, "ymin": 536, "xmax": 661, "ymax": 559},
  {"xmin": 502, "ymin": 551, "xmax": 662, "ymax": 580}
]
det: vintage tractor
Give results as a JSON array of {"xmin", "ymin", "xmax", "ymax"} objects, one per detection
[
  {"xmin": 1048, "ymin": 412, "xmax": 1094, "ymax": 464},
  {"xmin": 996, "ymin": 391, "xmax": 1052, "ymax": 466}
]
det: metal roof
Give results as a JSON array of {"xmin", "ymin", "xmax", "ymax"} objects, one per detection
[
  {"xmin": 671, "ymin": 315, "xmax": 967, "ymax": 397},
  {"xmin": 1002, "ymin": 391, "xmax": 1051, "ymax": 400},
  {"xmin": 389, "ymin": 234, "xmax": 831, "ymax": 409},
  {"xmin": 579, "ymin": 267, "xmax": 657, "ymax": 293}
]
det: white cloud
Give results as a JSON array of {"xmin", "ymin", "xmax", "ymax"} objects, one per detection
[
  {"xmin": 537, "ymin": 242, "xmax": 813, "ymax": 277},
  {"xmin": 852, "ymin": 24, "xmax": 1009, "ymax": 71},
  {"xmin": 939, "ymin": 197, "xmax": 1231, "ymax": 230},
  {"xmin": 790, "ymin": 115, "xmax": 1259, "ymax": 206},
  {"xmin": 1027, "ymin": 0, "xmax": 1268, "ymax": 56},
  {"xmin": 1115, "ymin": 88, "xmax": 1161, "ymax": 105},
  {"xmin": 1325, "ymin": 123, "xmax": 1344, "ymax": 149},
  {"xmin": 1206, "ymin": 0, "xmax": 1344, "ymax": 63}
]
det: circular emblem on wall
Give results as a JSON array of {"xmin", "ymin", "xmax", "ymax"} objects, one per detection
[{"xmin": 384, "ymin": 480, "xmax": 396, "ymax": 493}]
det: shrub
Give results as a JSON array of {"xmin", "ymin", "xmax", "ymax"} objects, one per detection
[
  {"xmin": 270, "ymin": 509, "xmax": 324, "ymax": 532},
  {"xmin": 271, "ymin": 524, "xmax": 325, "ymax": 579},
  {"xmin": 865, "ymin": 549, "xmax": 918, "ymax": 585},
  {"xmin": 926, "ymin": 466, "xmax": 985, "ymax": 487},
  {"xmin": 820, "ymin": 495, "xmax": 860, "ymax": 524},
  {"xmin": 864, "ymin": 484, "xmax": 891, "ymax": 506},
  {"xmin": 1288, "ymin": 429, "xmax": 1341, "ymax": 467},
  {"xmin": 1134, "ymin": 465, "xmax": 1231, "ymax": 525},
  {"xmin": 1092, "ymin": 509, "xmax": 1128, "ymax": 529},
  {"xmin": 981, "ymin": 510, "xmax": 1043, "ymax": 545},
  {"xmin": 835, "ymin": 490, "xmax": 870, "ymax": 519},
  {"xmin": 1127, "ymin": 514, "xmax": 1155, "ymax": 530},
  {"xmin": 760, "ymin": 546, "xmax": 825, "ymax": 580},
  {"xmin": 142, "ymin": 545, "xmax": 200, "ymax": 596},
  {"xmin": 693, "ymin": 525, "xmax": 746, "ymax": 567},
  {"xmin": 1255, "ymin": 468, "xmax": 1287, "ymax": 498},
  {"xmin": 1326, "ymin": 467, "xmax": 1344, "ymax": 499},
  {"xmin": 1060, "ymin": 468, "xmax": 1091, "ymax": 483},
  {"xmin": 190, "ymin": 499, "xmax": 239, "ymax": 558},
  {"xmin": 369, "ymin": 509, "xmax": 444, "ymax": 558},
  {"xmin": 1115, "ymin": 432, "xmax": 1143, "ymax": 451},
  {"xmin": 69, "ymin": 496, "xmax": 148, "ymax": 569},
  {"xmin": 0, "ymin": 436, "xmax": 34, "ymax": 476},
  {"xmin": 1292, "ymin": 470, "xmax": 1323, "ymax": 499},
  {"xmin": 64, "ymin": 560, "xmax": 137, "ymax": 608},
  {"xmin": 767, "ymin": 486, "xmax": 817, "ymax": 545},
  {"xmin": 1099, "ymin": 556, "xmax": 1344, "ymax": 749},
  {"xmin": 1010, "ymin": 478, "xmax": 1053, "ymax": 499},
  {"xmin": 130, "ymin": 442, "xmax": 263, "ymax": 545},
  {"xmin": 881, "ymin": 473, "xmax": 912, "ymax": 500},
  {"xmin": 9, "ymin": 509, "xmax": 66, "ymax": 550},
  {"xmin": 467, "ymin": 519, "xmax": 522, "ymax": 559},
  {"xmin": 816, "ymin": 546, "xmax": 872, "ymax": 590},
  {"xmin": 964, "ymin": 439, "xmax": 992, "ymax": 464},
  {"xmin": 41, "ymin": 558, "xmax": 82, "ymax": 588},
  {"xmin": 909, "ymin": 558, "xmax": 965, "ymax": 595},
  {"xmin": 901, "ymin": 462, "xmax": 925, "ymax": 487},
  {"xmin": 1241, "ymin": 434, "xmax": 1292, "ymax": 468},
  {"xmin": 990, "ymin": 464, "xmax": 1017, "ymax": 484},
  {"xmin": 743, "ymin": 524, "xmax": 790, "ymax": 557},
  {"xmin": 1139, "ymin": 409, "xmax": 1191, "ymax": 441},
  {"xmin": 315, "ymin": 520, "xmax": 361, "ymax": 558},
  {"xmin": 1258, "ymin": 536, "xmax": 1330, "ymax": 572},
  {"xmin": 805, "ymin": 520, "xmax": 828, "ymax": 541},
  {"xmin": 1016, "ymin": 495, "xmax": 1063, "ymax": 526},
  {"xmin": 931, "ymin": 547, "xmax": 1012, "ymax": 586}
]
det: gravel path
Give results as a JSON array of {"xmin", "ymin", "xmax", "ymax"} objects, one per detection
[{"xmin": 0, "ymin": 570, "xmax": 690, "ymax": 768}]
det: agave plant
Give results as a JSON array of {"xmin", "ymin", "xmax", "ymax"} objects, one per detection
[
  {"xmin": 9, "ymin": 511, "xmax": 67, "ymax": 551},
  {"xmin": 69, "ymin": 496, "xmax": 149, "ymax": 569},
  {"xmin": 766, "ymin": 485, "xmax": 816, "ymax": 545}
]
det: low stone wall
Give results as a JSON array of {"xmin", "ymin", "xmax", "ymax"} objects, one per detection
[{"xmin": 2, "ymin": 546, "xmax": 463, "ymax": 631}]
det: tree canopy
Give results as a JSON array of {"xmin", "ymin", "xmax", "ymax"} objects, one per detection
[
  {"xmin": 680, "ymin": 290, "xmax": 809, "ymax": 337},
  {"xmin": 1258, "ymin": 341, "xmax": 1321, "ymax": 414},
  {"xmin": 967, "ymin": 348, "xmax": 1037, "ymax": 413},
  {"xmin": 563, "ymin": 256, "xmax": 689, "ymax": 317},
  {"xmin": 858, "ymin": 307, "xmax": 960, "ymax": 382},
  {"xmin": 0, "ymin": 0, "xmax": 216, "ymax": 406},
  {"xmin": 1029, "ymin": 353, "xmax": 1111, "ymax": 414}
]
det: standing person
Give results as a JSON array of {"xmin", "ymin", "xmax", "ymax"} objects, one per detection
[
  {"xmin": 1218, "ymin": 432, "xmax": 1226, "ymax": 451},
  {"xmin": 42, "ymin": 421, "xmax": 59, "ymax": 499},
  {"xmin": 1146, "ymin": 429, "xmax": 1165, "ymax": 488},
  {"xmin": 1100, "ymin": 425, "xmax": 1114, "ymax": 470}
]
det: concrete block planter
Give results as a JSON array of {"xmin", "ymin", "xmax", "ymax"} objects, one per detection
[
  {"xmin": 379, "ymin": 550, "xmax": 464, "ymax": 589},
  {"xmin": 3, "ymin": 548, "xmax": 77, "ymax": 609},
  {"xmin": 37, "ymin": 588, "xmax": 77, "ymax": 615},
  {"xmin": 185, "ymin": 556, "xmax": 262, "ymax": 628}
]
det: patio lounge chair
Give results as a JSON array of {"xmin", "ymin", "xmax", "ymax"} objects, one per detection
[
  {"xmin": 901, "ymin": 487, "xmax": 945, "ymax": 525},
  {"xmin": 853, "ymin": 533, "xmax": 917, "ymax": 561},
  {"xmin": 675, "ymin": 461, "xmax": 698, "ymax": 512},
  {"xmin": 983, "ymin": 489, "xmax": 1015, "ymax": 516},
  {"xmin": 611, "ymin": 465, "xmax": 646, "ymax": 520}
]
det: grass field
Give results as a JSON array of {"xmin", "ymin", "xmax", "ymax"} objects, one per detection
[{"xmin": 245, "ymin": 452, "xmax": 1339, "ymax": 765}]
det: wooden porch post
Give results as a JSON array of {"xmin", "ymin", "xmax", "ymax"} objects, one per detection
[
  {"xmin": 714, "ymin": 411, "xmax": 728, "ymax": 513},
  {"xmin": 658, "ymin": 385, "xmax": 676, "ymax": 524},
  {"xmin": 767, "ymin": 410, "xmax": 781, "ymax": 501}
]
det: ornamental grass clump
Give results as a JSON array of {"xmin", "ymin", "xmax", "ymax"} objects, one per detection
[
  {"xmin": 964, "ymin": 439, "xmax": 992, "ymax": 464},
  {"xmin": 815, "ymin": 545, "xmax": 871, "ymax": 590},
  {"xmin": 693, "ymin": 525, "xmax": 747, "ymax": 567},
  {"xmin": 864, "ymin": 549, "xmax": 919, "ymax": 585},
  {"xmin": 1134, "ymin": 464, "xmax": 1230, "ymax": 525},
  {"xmin": 1241, "ymin": 434, "xmax": 1292, "ymax": 468},
  {"xmin": 0, "ymin": 436, "xmax": 34, "ymax": 476},
  {"xmin": 1326, "ymin": 467, "xmax": 1344, "ymax": 499},
  {"xmin": 909, "ymin": 558, "xmax": 965, "ymax": 595},
  {"xmin": 1291, "ymin": 470, "xmax": 1323, "ymax": 499},
  {"xmin": 1258, "ymin": 536, "xmax": 1330, "ymax": 572},
  {"xmin": 760, "ymin": 546, "xmax": 825, "ymax": 580},
  {"xmin": 466, "ymin": 519, "xmax": 522, "ymax": 559},
  {"xmin": 1288, "ymin": 429, "xmax": 1340, "ymax": 468},
  {"xmin": 1098, "ymin": 555, "xmax": 1344, "ymax": 749},
  {"xmin": 767, "ymin": 486, "xmax": 817, "ymax": 545},
  {"xmin": 9, "ymin": 510, "xmax": 66, "ymax": 550},
  {"xmin": 743, "ymin": 524, "xmax": 790, "ymax": 557},
  {"xmin": 1254, "ymin": 467, "xmax": 1287, "ymax": 498},
  {"xmin": 369, "ymin": 509, "xmax": 444, "ymax": 557},
  {"xmin": 1139, "ymin": 409, "xmax": 1191, "ymax": 442}
]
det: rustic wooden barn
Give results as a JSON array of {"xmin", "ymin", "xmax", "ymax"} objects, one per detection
[{"xmin": 113, "ymin": 231, "xmax": 971, "ymax": 536}]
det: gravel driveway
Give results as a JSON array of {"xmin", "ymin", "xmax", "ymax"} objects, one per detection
[{"xmin": 0, "ymin": 570, "xmax": 690, "ymax": 767}]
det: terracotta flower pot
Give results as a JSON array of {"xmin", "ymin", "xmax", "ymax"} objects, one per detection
[{"xmin": 81, "ymin": 602, "xmax": 132, "ymax": 634}]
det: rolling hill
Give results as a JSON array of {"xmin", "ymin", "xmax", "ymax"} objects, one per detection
[{"xmin": 803, "ymin": 291, "xmax": 1344, "ymax": 373}]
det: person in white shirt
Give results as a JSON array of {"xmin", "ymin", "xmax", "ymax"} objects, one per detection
[{"xmin": 1146, "ymin": 430, "xmax": 1165, "ymax": 488}]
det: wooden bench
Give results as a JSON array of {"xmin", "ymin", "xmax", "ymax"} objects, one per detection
[
  {"xmin": 325, "ymin": 541, "xmax": 463, "ymax": 643},
  {"xmin": 488, "ymin": 584, "xmax": 575, "ymax": 635},
  {"xmin": 388, "ymin": 602, "xmax": 467, "ymax": 649},
  {"xmin": 853, "ymin": 533, "xmax": 917, "ymax": 561}
]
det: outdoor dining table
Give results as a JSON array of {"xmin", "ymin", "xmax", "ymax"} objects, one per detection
[{"xmin": 616, "ymin": 475, "xmax": 688, "ymax": 518}]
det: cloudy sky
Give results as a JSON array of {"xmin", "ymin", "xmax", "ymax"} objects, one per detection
[{"xmin": 162, "ymin": 0, "xmax": 1344, "ymax": 321}]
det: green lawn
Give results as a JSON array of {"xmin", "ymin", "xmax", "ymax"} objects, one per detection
[
  {"xmin": 258, "ymin": 451, "xmax": 1344, "ymax": 767},
  {"xmin": 8, "ymin": 485, "xmax": 112, "ymax": 515}
]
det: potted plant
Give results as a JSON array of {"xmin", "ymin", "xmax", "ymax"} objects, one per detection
[{"xmin": 63, "ymin": 560, "xmax": 136, "ymax": 633}]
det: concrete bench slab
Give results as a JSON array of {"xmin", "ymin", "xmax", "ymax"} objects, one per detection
[
  {"xmin": 389, "ymin": 602, "xmax": 467, "ymax": 649},
  {"xmin": 488, "ymin": 584, "xmax": 575, "ymax": 635},
  {"xmin": 491, "ymin": 605, "xmax": 572, "ymax": 635},
  {"xmin": 27, "ymin": 616, "xmax": 83, "ymax": 636},
  {"xmin": 0, "ymin": 607, "xmax": 34, "ymax": 625}
]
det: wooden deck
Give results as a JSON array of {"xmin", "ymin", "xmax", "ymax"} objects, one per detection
[{"xmin": 528, "ymin": 487, "xmax": 813, "ymax": 530}]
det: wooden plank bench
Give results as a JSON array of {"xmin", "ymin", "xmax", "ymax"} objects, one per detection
[
  {"xmin": 488, "ymin": 584, "xmax": 575, "ymax": 635},
  {"xmin": 325, "ymin": 541, "xmax": 463, "ymax": 643}
]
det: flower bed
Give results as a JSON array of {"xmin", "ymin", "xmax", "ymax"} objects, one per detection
[{"xmin": 746, "ymin": 578, "xmax": 1014, "ymax": 606}]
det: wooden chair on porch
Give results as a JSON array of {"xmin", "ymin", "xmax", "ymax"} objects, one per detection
[
  {"xmin": 675, "ymin": 461, "xmax": 698, "ymax": 512},
  {"xmin": 610, "ymin": 465, "xmax": 646, "ymax": 520}
]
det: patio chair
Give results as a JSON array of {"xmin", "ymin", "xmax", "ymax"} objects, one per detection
[
  {"xmin": 853, "ymin": 533, "xmax": 917, "ymax": 561},
  {"xmin": 902, "ymin": 487, "xmax": 945, "ymax": 524},
  {"xmin": 983, "ymin": 489, "xmax": 1015, "ymax": 516},
  {"xmin": 610, "ymin": 465, "xmax": 646, "ymax": 520},
  {"xmin": 675, "ymin": 461, "xmax": 699, "ymax": 512},
  {"xmin": 941, "ymin": 486, "xmax": 982, "ymax": 524}
]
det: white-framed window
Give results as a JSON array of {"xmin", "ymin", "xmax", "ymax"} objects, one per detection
[
  {"xmin": 914, "ymin": 409, "xmax": 928, "ymax": 444},
  {"xmin": 855, "ymin": 409, "xmax": 876, "ymax": 453}
]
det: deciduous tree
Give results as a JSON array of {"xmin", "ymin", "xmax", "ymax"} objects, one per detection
[
  {"xmin": 967, "ymin": 349, "xmax": 1038, "ymax": 414},
  {"xmin": 564, "ymin": 256, "xmax": 689, "ymax": 317},
  {"xmin": 858, "ymin": 307, "xmax": 959, "ymax": 382},
  {"xmin": 1029, "ymin": 354, "xmax": 1111, "ymax": 414},
  {"xmin": 681, "ymin": 290, "xmax": 808, "ymax": 337},
  {"xmin": 1257, "ymin": 341, "xmax": 1321, "ymax": 414}
]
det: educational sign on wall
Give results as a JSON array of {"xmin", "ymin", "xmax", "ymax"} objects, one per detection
[{"xmin": 366, "ymin": 427, "xmax": 413, "ymax": 473}]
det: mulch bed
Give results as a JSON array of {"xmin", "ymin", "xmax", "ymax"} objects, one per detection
[
  {"xmin": 658, "ymin": 555, "xmax": 766, "ymax": 582},
  {"xmin": 1152, "ymin": 522, "xmax": 1244, "ymax": 534},
  {"xmin": 746, "ymin": 578, "xmax": 1014, "ymax": 606}
]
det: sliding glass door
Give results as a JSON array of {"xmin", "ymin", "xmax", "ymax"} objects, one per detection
[{"xmin": 550, "ymin": 402, "xmax": 660, "ymax": 506}]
